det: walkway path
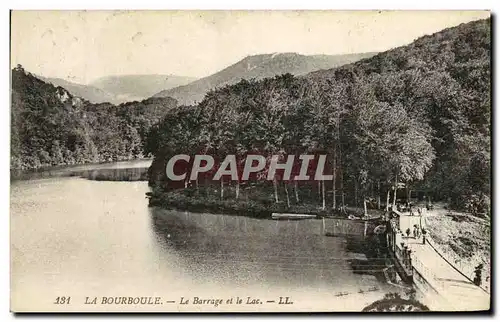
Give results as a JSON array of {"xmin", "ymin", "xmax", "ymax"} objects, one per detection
[{"xmin": 399, "ymin": 214, "xmax": 489, "ymax": 311}]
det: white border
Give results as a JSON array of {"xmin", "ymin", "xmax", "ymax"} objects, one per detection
[
  {"xmin": 3, "ymin": 0, "xmax": 498, "ymax": 10},
  {"xmin": 2, "ymin": 1, "xmax": 498, "ymax": 321}
]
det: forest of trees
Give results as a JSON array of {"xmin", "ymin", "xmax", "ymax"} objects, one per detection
[
  {"xmin": 147, "ymin": 18, "xmax": 491, "ymax": 214},
  {"xmin": 11, "ymin": 65, "xmax": 177, "ymax": 172}
]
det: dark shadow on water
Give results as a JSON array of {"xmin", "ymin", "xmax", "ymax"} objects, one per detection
[
  {"xmin": 77, "ymin": 168, "xmax": 149, "ymax": 181},
  {"xmin": 343, "ymin": 234, "xmax": 390, "ymax": 284},
  {"xmin": 150, "ymin": 207, "xmax": 223, "ymax": 254},
  {"xmin": 12, "ymin": 166, "xmax": 149, "ymax": 181},
  {"xmin": 148, "ymin": 207, "xmax": 392, "ymax": 291}
]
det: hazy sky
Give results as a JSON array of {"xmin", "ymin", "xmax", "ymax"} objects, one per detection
[{"xmin": 11, "ymin": 10, "xmax": 490, "ymax": 84}]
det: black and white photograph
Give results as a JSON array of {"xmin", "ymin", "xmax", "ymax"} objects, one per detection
[{"xmin": 9, "ymin": 10, "xmax": 491, "ymax": 312}]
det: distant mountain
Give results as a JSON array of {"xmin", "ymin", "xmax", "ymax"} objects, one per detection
[
  {"xmin": 36, "ymin": 76, "xmax": 118, "ymax": 104},
  {"xmin": 90, "ymin": 74, "xmax": 197, "ymax": 103},
  {"xmin": 152, "ymin": 52, "xmax": 377, "ymax": 105}
]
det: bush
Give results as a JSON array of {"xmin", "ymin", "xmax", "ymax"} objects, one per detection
[{"xmin": 463, "ymin": 193, "xmax": 490, "ymax": 216}]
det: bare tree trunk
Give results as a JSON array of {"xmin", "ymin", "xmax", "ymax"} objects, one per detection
[
  {"xmin": 336, "ymin": 116, "xmax": 343, "ymax": 209},
  {"xmin": 184, "ymin": 178, "xmax": 188, "ymax": 189},
  {"xmin": 364, "ymin": 198, "xmax": 368, "ymax": 216},
  {"xmin": 294, "ymin": 181, "xmax": 299, "ymax": 203},
  {"xmin": 386, "ymin": 189, "xmax": 390, "ymax": 211},
  {"xmin": 317, "ymin": 181, "xmax": 321, "ymax": 201},
  {"xmin": 339, "ymin": 133, "xmax": 345, "ymax": 207},
  {"xmin": 377, "ymin": 180, "xmax": 381, "ymax": 209},
  {"xmin": 220, "ymin": 180, "xmax": 224, "ymax": 200},
  {"xmin": 195, "ymin": 179, "xmax": 199, "ymax": 193},
  {"xmin": 392, "ymin": 173, "xmax": 398, "ymax": 208},
  {"xmin": 321, "ymin": 180, "xmax": 326, "ymax": 210},
  {"xmin": 355, "ymin": 180, "xmax": 359, "ymax": 208},
  {"xmin": 332, "ymin": 153, "xmax": 336, "ymax": 210},
  {"xmin": 273, "ymin": 178, "xmax": 279, "ymax": 203},
  {"xmin": 236, "ymin": 180, "xmax": 240, "ymax": 200},
  {"xmin": 284, "ymin": 183, "xmax": 290, "ymax": 208}
]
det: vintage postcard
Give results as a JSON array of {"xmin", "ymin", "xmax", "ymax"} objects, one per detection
[{"xmin": 10, "ymin": 10, "xmax": 491, "ymax": 312}]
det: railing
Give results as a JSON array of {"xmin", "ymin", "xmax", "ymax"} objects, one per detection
[
  {"xmin": 426, "ymin": 236, "xmax": 490, "ymax": 293},
  {"xmin": 411, "ymin": 255, "xmax": 444, "ymax": 288},
  {"xmin": 417, "ymin": 214, "xmax": 490, "ymax": 293},
  {"xmin": 393, "ymin": 237, "xmax": 413, "ymax": 276}
]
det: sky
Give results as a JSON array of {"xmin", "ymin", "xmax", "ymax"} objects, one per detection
[{"xmin": 10, "ymin": 10, "xmax": 490, "ymax": 84}]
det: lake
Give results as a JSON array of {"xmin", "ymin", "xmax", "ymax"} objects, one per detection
[{"xmin": 10, "ymin": 160, "xmax": 393, "ymax": 312}]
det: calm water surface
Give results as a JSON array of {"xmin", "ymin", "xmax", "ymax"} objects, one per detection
[{"xmin": 11, "ymin": 161, "xmax": 392, "ymax": 312}]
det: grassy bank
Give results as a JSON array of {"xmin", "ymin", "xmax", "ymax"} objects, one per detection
[
  {"xmin": 424, "ymin": 203, "xmax": 490, "ymax": 290},
  {"xmin": 146, "ymin": 182, "xmax": 386, "ymax": 219},
  {"xmin": 148, "ymin": 188, "xmax": 328, "ymax": 219}
]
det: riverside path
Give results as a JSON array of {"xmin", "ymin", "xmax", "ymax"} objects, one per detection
[{"xmin": 397, "ymin": 212, "xmax": 489, "ymax": 311}]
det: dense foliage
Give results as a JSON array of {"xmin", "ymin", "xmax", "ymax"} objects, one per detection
[
  {"xmin": 11, "ymin": 65, "xmax": 177, "ymax": 171},
  {"xmin": 148, "ymin": 18, "xmax": 491, "ymax": 213}
]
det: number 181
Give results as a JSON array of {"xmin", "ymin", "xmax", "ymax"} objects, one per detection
[{"xmin": 54, "ymin": 296, "xmax": 71, "ymax": 304}]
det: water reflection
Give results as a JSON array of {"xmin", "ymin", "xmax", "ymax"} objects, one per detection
[
  {"xmin": 11, "ymin": 160, "xmax": 394, "ymax": 311},
  {"xmin": 150, "ymin": 208, "xmax": 388, "ymax": 293},
  {"xmin": 11, "ymin": 159, "xmax": 152, "ymax": 181}
]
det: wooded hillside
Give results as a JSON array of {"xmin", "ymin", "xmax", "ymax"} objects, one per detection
[
  {"xmin": 148, "ymin": 18, "xmax": 491, "ymax": 213},
  {"xmin": 11, "ymin": 65, "xmax": 178, "ymax": 171}
]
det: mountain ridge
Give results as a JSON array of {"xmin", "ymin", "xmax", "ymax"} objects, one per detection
[
  {"xmin": 306, "ymin": 18, "xmax": 490, "ymax": 80},
  {"xmin": 36, "ymin": 75, "xmax": 118, "ymax": 104},
  {"xmin": 90, "ymin": 74, "xmax": 196, "ymax": 103},
  {"xmin": 153, "ymin": 52, "xmax": 377, "ymax": 105}
]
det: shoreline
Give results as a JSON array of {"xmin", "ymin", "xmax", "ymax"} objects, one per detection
[
  {"xmin": 147, "ymin": 190, "xmax": 324, "ymax": 219},
  {"xmin": 10, "ymin": 159, "xmax": 153, "ymax": 181},
  {"xmin": 146, "ymin": 187, "xmax": 386, "ymax": 220}
]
